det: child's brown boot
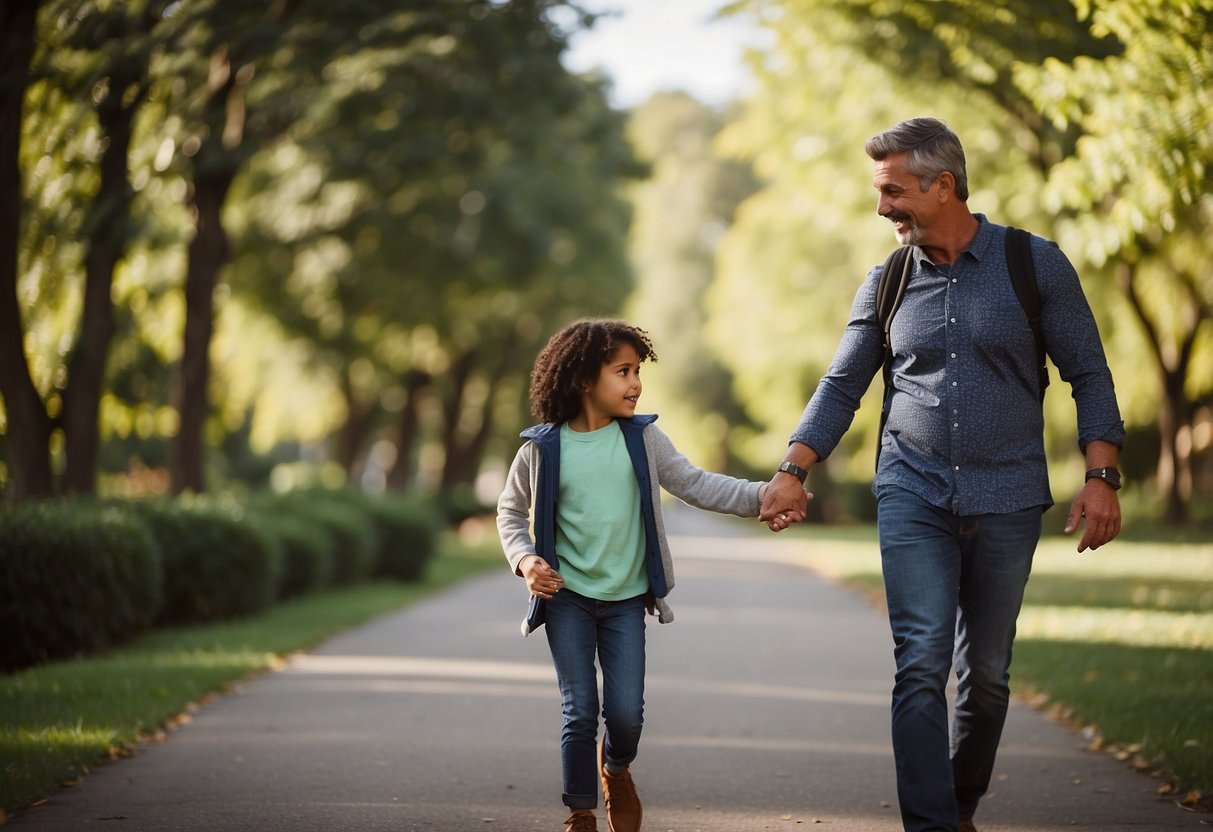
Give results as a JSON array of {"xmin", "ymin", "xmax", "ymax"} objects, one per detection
[
  {"xmin": 563, "ymin": 809, "xmax": 598, "ymax": 832},
  {"xmin": 598, "ymin": 740, "xmax": 642, "ymax": 832}
]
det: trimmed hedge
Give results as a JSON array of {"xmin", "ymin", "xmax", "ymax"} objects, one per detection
[
  {"xmin": 0, "ymin": 500, "xmax": 162, "ymax": 672},
  {"xmin": 367, "ymin": 496, "xmax": 441, "ymax": 581},
  {"xmin": 248, "ymin": 510, "xmax": 335, "ymax": 599},
  {"xmin": 1, "ymin": 488, "xmax": 445, "ymax": 673},
  {"xmin": 274, "ymin": 490, "xmax": 380, "ymax": 585},
  {"xmin": 133, "ymin": 498, "xmax": 282, "ymax": 625}
]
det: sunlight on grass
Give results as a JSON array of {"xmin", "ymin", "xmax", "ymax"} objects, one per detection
[
  {"xmin": 1017, "ymin": 606, "xmax": 1213, "ymax": 648},
  {"xmin": 1031, "ymin": 536, "xmax": 1213, "ymax": 577}
]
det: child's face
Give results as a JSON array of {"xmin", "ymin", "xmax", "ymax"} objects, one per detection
[{"xmin": 581, "ymin": 343, "xmax": 642, "ymax": 426}]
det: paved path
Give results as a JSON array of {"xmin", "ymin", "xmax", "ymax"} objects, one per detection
[{"xmin": 10, "ymin": 510, "xmax": 1202, "ymax": 831}]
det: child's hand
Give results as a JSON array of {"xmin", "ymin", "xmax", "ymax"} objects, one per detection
[
  {"xmin": 760, "ymin": 480, "xmax": 811, "ymax": 532},
  {"xmin": 520, "ymin": 555, "xmax": 564, "ymax": 599}
]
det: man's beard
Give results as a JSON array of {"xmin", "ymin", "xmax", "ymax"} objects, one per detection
[{"xmin": 887, "ymin": 212, "xmax": 924, "ymax": 246}]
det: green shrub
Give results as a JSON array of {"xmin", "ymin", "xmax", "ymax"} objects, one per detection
[
  {"xmin": 134, "ymin": 498, "xmax": 280, "ymax": 624},
  {"xmin": 367, "ymin": 496, "xmax": 441, "ymax": 581},
  {"xmin": 0, "ymin": 500, "xmax": 162, "ymax": 672},
  {"xmin": 275, "ymin": 489, "xmax": 378, "ymax": 585},
  {"xmin": 245, "ymin": 504, "xmax": 336, "ymax": 598}
]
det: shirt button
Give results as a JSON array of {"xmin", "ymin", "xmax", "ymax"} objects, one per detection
[
  {"xmin": 953, "ymin": 423, "xmax": 959, "ymax": 428},
  {"xmin": 952, "ymin": 278, "xmax": 958, "ymax": 283},
  {"xmin": 950, "ymin": 317, "xmax": 957, "ymax": 323},
  {"xmin": 951, "ymin": 381, "xmax": 958, "ymax": 387},
  {"xmin": 951, "ymin": 353, "xmax": 957, "ymax": 358},
  {"xmin": 954, "ymin": 465, "xmax": 960, "ymax": 471}
]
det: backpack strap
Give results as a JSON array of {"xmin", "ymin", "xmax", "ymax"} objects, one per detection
[
  {"xmin": 1004, "ymin": 227, "xmax": 1049, "ymax": 402},
  {"xmin": 874, "ymin": 245, "xmax": 915, "ymax": 469}
]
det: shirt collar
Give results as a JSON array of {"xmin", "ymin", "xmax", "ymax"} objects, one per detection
[{"xmin": 911, "ymin": 213, "xmax": 996, "ymax": 267}]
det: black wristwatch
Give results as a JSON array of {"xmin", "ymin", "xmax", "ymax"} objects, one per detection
[
  {"xmin": 777, "ymin": 460, "xmax": 809, "ymax": 484},
  {"xmin": 1085, "ymin": 467, "xmax": 1122, "ymax": 490}
]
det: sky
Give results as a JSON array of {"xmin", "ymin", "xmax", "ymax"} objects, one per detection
[{"xmin": 560, "ymin": 0, "xmax": 767, "ymax": 109}]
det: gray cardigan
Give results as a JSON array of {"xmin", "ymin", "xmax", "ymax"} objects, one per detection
[{"xmin": 497, "ymin": 416, "xmax": 765, "ymax": 630}]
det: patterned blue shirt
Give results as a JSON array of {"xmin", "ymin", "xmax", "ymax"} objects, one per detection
[{"xmin": 792, "ymin": 215, "xmax": 1125, "ymax": 516}]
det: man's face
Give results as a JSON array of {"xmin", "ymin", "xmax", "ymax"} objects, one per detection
[{"xmin": 872, "ymin": 152, "xmax": 940, "ymax": 246}]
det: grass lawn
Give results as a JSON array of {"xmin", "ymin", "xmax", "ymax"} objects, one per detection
[
  {"xmin": 0, "ymin": 534, "xmax": 500, "ymax": 818},
  {"xmin": 790, "ymin": 524, "xmax": 1213, "ymax": 795}
]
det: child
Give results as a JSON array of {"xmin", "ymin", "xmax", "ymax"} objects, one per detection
[{"xmin": 496, "ymin": 319, "xmax": 770, "ymax": 832}]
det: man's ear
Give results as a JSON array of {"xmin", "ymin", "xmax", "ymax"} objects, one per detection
[{"xmin": 935, "ymin": 171, "xmax": 955, "ymax": 201}]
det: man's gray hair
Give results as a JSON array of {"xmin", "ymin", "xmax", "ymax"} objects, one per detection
[{"xmin": 865, "ymin": 117, "xmax": 969, "ymax": 201}]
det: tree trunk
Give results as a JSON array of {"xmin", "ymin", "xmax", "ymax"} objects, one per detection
[
  {"xmin": 169, "ymin": 164, "xmax": 234, "ymax": 495},
  {"xmin": 439, "ymin": 352, "xmax": 476, "ymax": 490},
  {"xmin": 62, "ymin": 55, "xmax": 146, "ymax": 494},
  {"xmin": 1156, "ymin": 371, "xmax": 1191, "ymax": 525},
  {"xmin": 386, "ymin": 369, "xmax": 431, "ymax": 490},
  {"xmin": 1117, "ymin": 261, "xmax": 1195, "ymax": 524},
  {"xmin": 0, "ymin": 0, "xmax": 53, "ymax": 502},
  {"xmin": 169, "ymin": 50, "xmax": 243, "ymax": 495},
  {"xmin": 440, "ymin": 331, "xmax": 519, "ymax": 489},
  {"xmin": 335, "ymin": 374, "xmax": 379, "ymax": 481}
]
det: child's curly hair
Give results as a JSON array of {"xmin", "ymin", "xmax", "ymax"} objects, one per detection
[{"xmin": 529, "ymin": 319, "xmax": 657, "ymax": 424}]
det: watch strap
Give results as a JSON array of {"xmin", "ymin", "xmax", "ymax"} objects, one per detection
[
  {"xmin": 777, "ymin": 460, "xmax": 809, "ymax": 484},
  {"xmin": 1085, "ymin": 467, "xmax": 1122, "ymax": 490}
]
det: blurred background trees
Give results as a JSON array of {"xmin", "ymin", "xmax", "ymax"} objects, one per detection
[{"xmin": 2, "ymin": 0, "xmax": 1209, "ymax": 526}]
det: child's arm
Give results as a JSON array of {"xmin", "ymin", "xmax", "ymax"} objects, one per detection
[
  {"xmin": 496, "ymin": 442, "xmax": 564, "ymax": 599},
  {"xmin": 646, "ymin": 425, "xmax": 765, "ymax": 517}
]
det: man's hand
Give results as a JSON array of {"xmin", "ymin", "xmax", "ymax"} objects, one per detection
[
  {"xmin": 1064, "ymin": 481, "xmax": 1122, "ymax": 552},
  {"xmin": 519, "ymin": 555, "xmax": 564, "ymax": 599},
  {"xmin": 759, "ymin": 476, "xmax": 811, "ymax": 532}
]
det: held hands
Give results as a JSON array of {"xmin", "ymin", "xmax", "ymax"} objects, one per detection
[
  {"xmin": 759, "ymin": 479, "xmax": 812, "ymax": 532},
  {"xmin": 1064, "ymin": 480, "xmax": 1122, "ymax": 552},
  {"xmin": 519, "ymin": 555, "xmax": 564, "ymax": 599}
]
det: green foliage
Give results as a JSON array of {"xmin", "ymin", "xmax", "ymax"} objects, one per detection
[
  {"xmin": 133, "ymin": 497, "xmax": 282, "ymax": 624},
  {"xmin": 6, "ymin": 0, "xmax": 640, "ymax": 499},
  {"xmin": 222, "ymin": 0, "xmax": 640, "ymax": 486},
  {"xmin": 1013, "ymin": 0, "xmax": 1213, "ymax": 427},
  {"xmin": 623, "ymin": 93, "xmax": 760, "ymax": 473},
  {"xmin": 0, "ymin": 500, "xmax": 162, "ymax": 672}
]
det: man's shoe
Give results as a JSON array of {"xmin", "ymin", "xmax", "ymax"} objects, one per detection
[
  {"xmin": 598, "ymin": 740, "xmax": 642, "ymax": 832},
  {"xmin": 959, "ymin": 818, "xmax": 978, "ymax": 832},
  {"xmin": 564, "ymin": 810, "xmax": 598, "ymax": 832}
]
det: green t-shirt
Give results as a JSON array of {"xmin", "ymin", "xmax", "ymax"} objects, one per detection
[{"xmin": 555, "ymin": 420, "xmax": 649, "ymax": 600}]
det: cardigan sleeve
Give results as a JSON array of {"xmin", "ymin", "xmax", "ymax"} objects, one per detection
[
  {"xmin": 646, "ymin": 426, "xmax": 764, "ymax": 517},
  {"xmin": 496, "ymin": 441, "xmax": 539, "ymax": 575}
]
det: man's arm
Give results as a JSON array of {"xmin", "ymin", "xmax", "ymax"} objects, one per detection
[
  {"xmin": 761, "ymin": 266, "xmax": 888, "ymax": 532},
  {"xmin": 1063, "ymin": 439, "xmax": 1122, "ymax": 552}
]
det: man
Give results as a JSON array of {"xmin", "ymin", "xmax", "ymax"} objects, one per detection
[{"xmin": 761, "ymin": 117, "xmax": 1124, "ymax": 832}]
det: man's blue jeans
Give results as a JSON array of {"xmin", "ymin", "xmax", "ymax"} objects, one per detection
[
  {"xmin": 544, "ymin": 588, "xmax": 647, "ymax": 809},
  {"xmin": 877, "ymin": 486, "xmax": 1042, "ymax": 832}
]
